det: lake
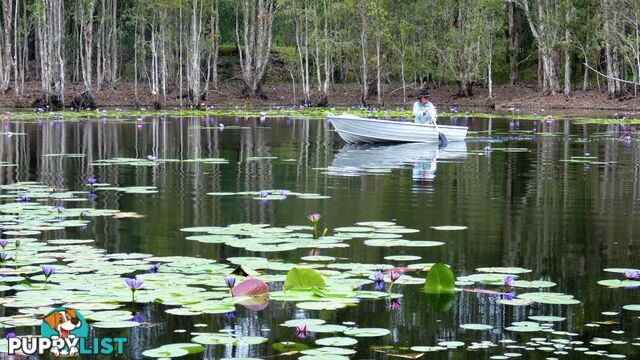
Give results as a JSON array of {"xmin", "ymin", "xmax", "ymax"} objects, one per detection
[{"xmin": 0, "ymin": 113, "xmax": 639, "ymax": 359}]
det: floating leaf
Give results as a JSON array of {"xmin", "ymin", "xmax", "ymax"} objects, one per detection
[
  {"xmin": 411, "ymin": 346, "xmax": 446, "ymax": 352},
  {"xmin": 424, "ymin": 263, "xmax": 455, "ymax": 294},
  {"xmin": 343, "ymin": 328, "xmax": 390, "ymax": 337},
  {"xmin": 142, "ymin": 343, "xmax": 205, "ymax": 358},
  {"xmin": 430, "ymin": 225, "xmax": 467, "ymax": 231},
  {"xmin": 315, "ymin": 337, "xmax": 358, "ymax": 347},
  {"xmin": 284, "ymin": 268, "xmax": 326, "ymax": 291},
  {"xmin": 460, "ymin": 323, "xmax": 492, "ymax": 330}
]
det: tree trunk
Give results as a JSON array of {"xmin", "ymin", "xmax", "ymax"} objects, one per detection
[
  {"xmin": 319, "ymin": 0, "xmax": 331, "ymax": 105},
  {"xmin": 294, "ymin": 15, "xmax": 309, "ymax": 104},
  {"xmin": 79, "ymin": 0, "xmax": 96, "ymax": 92},
  {"xmin": 375, "ymin": 32, "xmax": 382, "ymax": 106},
  {"xmin": 187, "ymin": 0, "xmax": 203, "ymax": 105},
  {"xmin": 13, "ymin": 0, "xmax": 21, "ymax": 97},
  {"xmin": 488, "ymin": 39, "xmax": 493, "ymax": 99},
  {"xmin": 0, "ymin": 0, "xmax": 15, "ymax": 93},
  {"xmin": 235, "ymin": 0, "xmax": 276, "ymax": 98},
  {"xmin": 36, "ymin": 0, "xmax": 65, "ymax": 108},
  {"xmin": 457, "ymin": 80, "xmax": 473, "ymax": 97},
  {"xmin": 563, "ymin": 8, "xmax": 571, "ymax": 97},
  {"xmin": 210, "ymin": 0, "xmax": 219, "ymax": 90},
  {"xmin": 519, "ymin": 0, "xmax": 562, "ymax": 95},
  {"xmin": 604, "ymin": 38, "xmax": 623, "ymax": 98},
  {"xmin": 359, "ymin": 1, "xmax": 368, "ymax": 105},
  {"xmin": 508, "ymin": 0, "xmax": 518, "ymax": 85}
]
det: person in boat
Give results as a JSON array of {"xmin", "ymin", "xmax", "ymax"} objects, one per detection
[{"xmin": 412, "ymin": 88, "xmax": 438, "ymax": 125}]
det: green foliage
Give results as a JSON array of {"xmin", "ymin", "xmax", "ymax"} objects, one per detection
[
  {"xmin": 283, "ymin": 268, "xmax": 326, "ymax": 292},
  {"xmin": 424, "ymin": 263, "xmax": 455, "ymax": 294},
  {"xmin": 11, "ymin": 0, "xmax": 640, "ymax": 95}
]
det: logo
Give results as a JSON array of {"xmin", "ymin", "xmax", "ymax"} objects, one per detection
[{"xmin": 8, "ymin": 307, "xmax": 127, "ymax": 356}]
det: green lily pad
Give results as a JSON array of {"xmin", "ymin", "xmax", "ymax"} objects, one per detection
[
  {"xmin": 430, "ymin": 225, "xmax": 467, "ymax": 231},
  {"xmin": 284, "ymin": 268, "xmax": 326, "ymax": 291},
  {"xmin": 315, "ymin": 337, "xmax": 358, "ymax": 347},
  {"xmin": 424, "ymin": 263, "xmax": 455, "ymax": 294},
  {"xmin": 91, "ymin": 321, "xmax": 141, "ymax": 328},
  {"xmin": 343, "ymin": 328, "xmax": 390, "ymax": 337},
  {"xmin": 460, "ymin": 323, "xmax": 493, "ymax": 330}
]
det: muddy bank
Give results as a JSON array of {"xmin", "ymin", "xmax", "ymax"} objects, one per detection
[{"xmin": 2, "ymin": 81, "xmax": 640, "ymax": 113}]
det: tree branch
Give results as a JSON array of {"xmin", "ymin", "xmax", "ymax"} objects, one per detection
[{"xmin": 583, "ymin": 62, "xmax": 640, "ymax": 85}]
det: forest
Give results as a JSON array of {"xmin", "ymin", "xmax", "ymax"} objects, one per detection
[{"xmin": 0, "ymin": 0, "xmax": 639, "ymax": 109}]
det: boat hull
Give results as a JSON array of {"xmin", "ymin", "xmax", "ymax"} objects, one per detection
[{"xmin": 328, "ymin": 114, "xmax": 467, "ymax": 144}]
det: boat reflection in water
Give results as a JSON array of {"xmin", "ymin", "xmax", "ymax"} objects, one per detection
[{"xmin": 328, "ymin": 142, "xmax": 467, "ymax": 190}]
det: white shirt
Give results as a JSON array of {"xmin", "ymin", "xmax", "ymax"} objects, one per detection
[{"xmin": 412, "ymin": 100, "xmax": 438, "ymax": 124}]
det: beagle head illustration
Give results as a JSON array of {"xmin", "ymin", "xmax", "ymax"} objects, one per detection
[{"xmin": 43, "ymin": 309, "xmax": 82, "ymax": 338}]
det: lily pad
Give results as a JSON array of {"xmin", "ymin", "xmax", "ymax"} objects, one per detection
[
  {"xmin": 343, "ymin": 328, "xmax": 390, "ymax": 337},
  {"xmin": 315, "ymin": 337, "xmax": 358, "ymax": 347}
]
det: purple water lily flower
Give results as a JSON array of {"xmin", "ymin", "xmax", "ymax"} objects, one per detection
[
  {"xmin": 373, "ymin": 270, "xmax": 384, "ymax": 283},
  {"xmin": 56, "ymin": 205, "xmax": 65, "ymax": 213},
  {"xmin": 502, "ymin": 291, "xmax": 517, "ymax": 301},
  {"xmin": 125, "ymin": 277, "xmax": 142, "ymax": 290},
  {"xmin": 4, "ymin": 332, "xmax": 15, "ymax": 339},
  {"xmin": 390, "ymin": 271, "xmax": 401, "ymax": 283},
  {"xmin": 374, "ymin": 281, "xmax": 385, "ymax": 291},
  {"xmin": 87, "ymin": 192, "xmax": 97, "ymax": 199},
  {"xmin": 19, "ymin": 195, "xmax": 29, "ymax": 203},
  {"xmin": 307, "ymin": 213, "xmax": 321, "ymax": 222},
  {"xmin": 0, "ymin": 253, "xmax": 10, "ymax": 262},
  {"xmin": 125, "ymin": 277, "xmax": 144, "ymax": 302},
  {"xmin": 0, "ymin": 240, "xmax": 8, "ymax": 249},
  {"xmin": 504, "ymin": 275, "xmax": 515, "ymax": 288},
  {"xmin": 130, "ymin": 315, "xmax": 145, "ymax": 323},
  {"xmin": 295, "ymin": 323, "xmax": 309, "ymax": 339},
  {"xmin": 41, "ymin": 265, "xmax": 55, "ymax": 282},
  {"xmin": 624, "ymin": 271, "xmax": 640, "ymax": 280},
  {"xmin": 389, "ymin": 298, "xmax": 402, "ymax": 311},
  {"xmin": 259, "ymin": 191, "xmax": 269, "ymax": 197},
  {"xmin": 125, "ymin": 277, "xmax": 144, "ymax": 290},
  {"xmin": 225, "ymin": 276, "xmax": 236, "ymax": 289},
  {"xmin": 225, "ymin": 311, "xmax": 236, "ymax": 320},
  {"xmin": 149, "ymin": 263, "xmax": 160, "ymax": 273},
  {"xmin": 86, "ymin": 177, "xmax": 97, "ymax": 185}
]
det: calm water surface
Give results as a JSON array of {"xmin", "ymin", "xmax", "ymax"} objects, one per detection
[{"xmin": 1, "ymin": 114, "xmax": 640, "ymax": 359}]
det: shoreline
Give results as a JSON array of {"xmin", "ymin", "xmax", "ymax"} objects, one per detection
[
  {"xmin": 2, "ymin": 81, "xmax": 640, "ymax": 114},
  {"xmin": 0, "ymin": 82, "xmax": 640, "ymax": 121},
  {"xmin": 2, "ymin": 105, "xmax": 639, "ymax": 125}
]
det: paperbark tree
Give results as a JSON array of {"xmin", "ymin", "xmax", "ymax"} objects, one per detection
[
  {"xmin": 507, "ymin": 0, "xmax": 518, "ymax": 85},
  {"xmin": 518, "ymin": 0, "xmax": 564, "ymax": 95},
  {"xmin": 187, "ymin": 0, "xmax": 204, "ymax": 105},
  {"xmin": 78, "ymin": 0, "xmax": 96, "ymax": 92},
  {"xmin": 235, "ymin": 0, "xmax": 276, "ymax": 97},
  {"xmin": 34, "ymin": 0, "xmax": 65, "ymax": 108},
  {"xmin": 0, "ymin": 0, "xmax": 15, "ymax": 93}
]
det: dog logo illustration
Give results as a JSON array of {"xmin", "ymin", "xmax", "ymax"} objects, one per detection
[{"xmin": 40, "ymin": 307, "xmax": 89, "ymax": 356}]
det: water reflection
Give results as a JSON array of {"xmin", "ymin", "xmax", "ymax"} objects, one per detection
[
  {"xmin": 330, "ymin": 142, "xmax": 467, "ymax": 191},
  {"xmin": 1, "ymin": 115, "xmax": 640, "ymax": 358}
]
